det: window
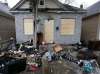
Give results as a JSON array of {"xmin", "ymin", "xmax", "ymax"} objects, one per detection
[
  {"xmin": 24, "ymin": 18, "xmax": 33, "ymax": 35},
  {"xmin": 39, "ymin": 0, "xmax": 45, "ymax": 5},
  {"xmin": 61, "ymin": 19, "xmax": 75, "ymax": 35}
]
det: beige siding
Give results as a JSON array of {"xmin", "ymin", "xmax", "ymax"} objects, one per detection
[
  {"xmin": 82, "ymin": 15, "xmax": 99, "ymax": 42},
  {"xmin": 0, "ymin": 16, "xmax": 15, "ymax": 40}
]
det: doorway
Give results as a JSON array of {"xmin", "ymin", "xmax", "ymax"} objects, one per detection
[
  {"xmin": 37, "ymin": 32, "xmax": 43, "ymax": 45},
  {"xmin": 44, "ymin": 20, "xmax": 54, "ymax": 43}
]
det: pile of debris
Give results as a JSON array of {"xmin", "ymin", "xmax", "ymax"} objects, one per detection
[
  {"xmin": 41, "ymin": 43, "xmax": 100, "ymax": 74},
  {"xmin": 0, "ymin": 52, "xmax": 26, "ymax": 74},
  {"xmin": 0, "ymin": 39, "xmax": 100, "ymax": 74}
]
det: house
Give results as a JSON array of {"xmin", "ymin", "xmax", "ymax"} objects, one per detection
[
  {"xmin": 0, "ymin": 1, "xmax": 15, "ymax": 41},
  {"xmin": 82, "ymin": 1, "xmax": 100, "ymax": 43},
  {"xmin": 10, "ymin": 0, "xmax": 85, "ymax": 44}
]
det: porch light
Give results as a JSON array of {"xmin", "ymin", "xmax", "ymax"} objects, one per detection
[{"xmin": 56, "ymin": 26, "xmax": 59, "ymax": 31}]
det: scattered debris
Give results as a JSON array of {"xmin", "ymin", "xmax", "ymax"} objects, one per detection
[{"xmin": 0, "ymin": 40, "xmax": 100, "ymax": 74}]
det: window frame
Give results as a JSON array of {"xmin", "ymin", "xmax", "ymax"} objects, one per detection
[
  {"xmin": 60, "ymin": 18, "xmax": 76, "ymax": 36},
  {"xmin": 39, "ymin": 0, "xmax": 45, "ymax": 6}
]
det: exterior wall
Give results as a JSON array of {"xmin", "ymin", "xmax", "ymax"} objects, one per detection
[
  {"xmin": 81, "ymin": 15, "xmax": 99, "ymax": 42},
  {"xmin": 15, "ymin": 13, "xmax": 34, "ymax": 43},
  {"xmin": 0, "ymin": 15, "xmax": 15, "ymax": 40},
  {"xmin": 54, "ymin": 14, "xmax": 82, "ymax": 44},
  {"xmin": 38, "ymin": 13, "xmax": 82, "ymax": 44},
  {"xmin": 15, "ymin": 12, "xmax": 82, "ymax": 44}
]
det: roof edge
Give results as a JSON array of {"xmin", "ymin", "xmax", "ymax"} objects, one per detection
[
  {"xmin": 10, "ymin": 0, "xmax": 86, "ymax": 13},
  {"xmin": 10, "ymin": 0, "xmax": 25, "ymax": 11},
  {"xmin": 83, "ymin": 12, "xmax": 100, "ymax": 20}
]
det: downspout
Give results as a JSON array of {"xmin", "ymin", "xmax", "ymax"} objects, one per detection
[{"xmin": 97, "ymin": 14, "xmax": 100, "ymax": 40}]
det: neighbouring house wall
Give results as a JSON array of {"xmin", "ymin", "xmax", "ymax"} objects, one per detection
[
  {"xmin": 15, "ymin": 13, "xmax": 34, "ymax": 43},
  {"xmin": 81, "ymin": 15, "xmax": 99, "ymax": 42},
  {"xmin": 0, "ymin": 15, "xmax": 15, "ymax": 40}
]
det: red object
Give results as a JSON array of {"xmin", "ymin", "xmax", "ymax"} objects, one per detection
[{"xmin": 28, "ymin": 64, "xmax": 39, "ymax": 72}]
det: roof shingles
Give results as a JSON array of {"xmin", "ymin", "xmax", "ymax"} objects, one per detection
[
  {"xmin": 0, "ymin": 2, "xmax": 14, "ymax": 18},
  {"xmin": 10, "ymin": 0, "xmax": 85, "ymax": 13}
]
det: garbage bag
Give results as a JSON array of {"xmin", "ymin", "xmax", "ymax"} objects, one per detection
[{"xmin": 83, "ymin": 62, "xmax": 93, "ymax": 73}]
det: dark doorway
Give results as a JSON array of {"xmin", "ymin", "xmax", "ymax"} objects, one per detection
[{"xmin": 37, "ymin": 32, "xmax": 43, "ymax": 46}]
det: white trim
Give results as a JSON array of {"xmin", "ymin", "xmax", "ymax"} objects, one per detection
[
  {"xmin": 10, "ymin": 11, "xmax": 30, "ymax": 14},
  {"xmin": 47, "ymin": 11, "xmax": 86, "ymax": 13}
]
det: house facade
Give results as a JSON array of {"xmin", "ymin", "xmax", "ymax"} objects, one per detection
[
  {"xmin": 82, "ymin": 1, "xmax": 100, "ymax": 43},
  {"xmin": 10, "ymin": 0, "xmax": 85, "ymax": 44},
  {"xmin": 0, "ymin": 2, "xmax": 15, "ymax": 41}
]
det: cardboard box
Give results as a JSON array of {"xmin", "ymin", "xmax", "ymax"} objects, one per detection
[{"xmin": 53, "ymin": 44, "xmax": 63, "ymax": 53}]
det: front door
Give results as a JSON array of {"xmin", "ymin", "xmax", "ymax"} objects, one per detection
[{"xmin": 44, "ymin": 20, "xmax": 54, "ymax": 43}]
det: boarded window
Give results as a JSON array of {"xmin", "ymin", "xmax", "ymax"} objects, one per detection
[
  {"xmin": 61, "ymin": 19, "xmax": 75, "ymax": 35},
  {"xmin": 24, "ymin": 19, "xmax": 33, "ymax": 35}
]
